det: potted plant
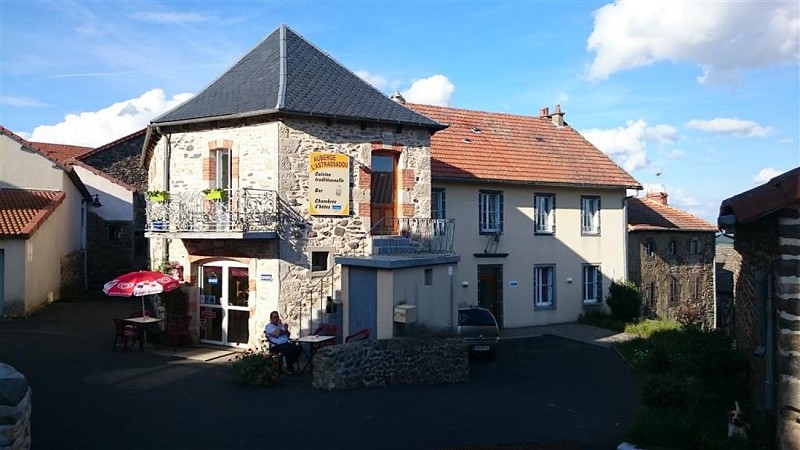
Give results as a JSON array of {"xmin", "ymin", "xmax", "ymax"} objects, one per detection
[
  {"xmin": 230, "ymin": 350, "xmax": 284, "ymax": 387},
  {"xmin": 147, "ymin": 190, "xmax": 169, "ymax": 202},
  {"xmin": 202, "ymin": 188, "xmax": 225, "ymax": 200}
]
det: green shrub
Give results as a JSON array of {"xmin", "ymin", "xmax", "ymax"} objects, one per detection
[
  {"xmin": 578, "ymin": 310, "xmax": 625, "ymax": 331},
  {"xmin": 605, "ymin": 280, "xmax": 642, "ymax": 323}
]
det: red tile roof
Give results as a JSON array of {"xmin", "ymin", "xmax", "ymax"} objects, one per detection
[
  {"xmin": 31, "ymin": 142, "xmax": 93, "ymax": 165},
  {"xmin": 407, "ymin": 104, "xmax": 641, "ymax": 189},
  {"xmin": 0, "ymin": 189, "xmax": 66, "ymax": 238},
  {"xmin": 719, "ymin": 166, "xmax": 800, "ymax": 225},
  {"xmin": 628, "ymin": 196, "xmax": 717, "ymax": 232}
]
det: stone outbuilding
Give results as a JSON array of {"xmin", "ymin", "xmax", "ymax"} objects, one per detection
[
  {"xmin": 718, "ymin": 166, "xmax": 800, "ymax": 450},
  {"xmin": 627, "ymin": 191, "xmax": 718, "ymax": 327}
]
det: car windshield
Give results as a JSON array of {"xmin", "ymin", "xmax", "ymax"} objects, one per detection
[{"xmin": 459, "ymin": 309, "xmax": 496, "ymax": 326}]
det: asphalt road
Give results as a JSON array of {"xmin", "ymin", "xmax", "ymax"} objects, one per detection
[{"xmin": 0, "ymin": 296, "xmax": 640, "ymax": 449}]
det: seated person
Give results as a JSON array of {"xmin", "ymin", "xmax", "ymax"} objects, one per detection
[{"xmin": 265, "ymin": 311, "xmax": 302, "ymax": 373}]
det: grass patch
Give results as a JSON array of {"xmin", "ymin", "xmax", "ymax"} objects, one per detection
[{"xmin": 616, "ymin": 325, "xmax": 754, "ymax": 449}]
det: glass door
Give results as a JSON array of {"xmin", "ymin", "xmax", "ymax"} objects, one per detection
[{"xmin": 199, "ymin": 261, "xmax": 249, "ymax": 347}]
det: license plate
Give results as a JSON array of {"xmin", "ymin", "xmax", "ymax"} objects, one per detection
[{"xmin": 473, "ymin": 345, "xmax": 490, "ymax": 351}]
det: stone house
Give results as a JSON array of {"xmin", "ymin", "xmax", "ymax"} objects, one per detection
[
  {"xmin": 407, "ymin": 103, "xmax": 642, "ymax": 327},
  {"xmin": 626, "ymin": 192, "xmax": 718, "ymax": 327},
  {"xmin": 141, "ymin": 25, "xmax": 457, "ymax": 348},
  {"xmin": 0, "ymin": 126, "xmax": 93, "ymax": 316},
  {"xmin": 718, "ymin": 166, "xmax": 800, "ymax": 449},
  {"xmin": 715, "ymin": 233, "xmax": 737, "ymax": 331}
]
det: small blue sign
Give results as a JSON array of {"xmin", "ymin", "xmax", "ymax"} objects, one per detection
[
  {"xmin": 260, "ymin": 274, "xmax": 273, "ymax": 282},
  {"xmin": 509, "ymin": 281, "xmax": 519, "ymax": 287}
]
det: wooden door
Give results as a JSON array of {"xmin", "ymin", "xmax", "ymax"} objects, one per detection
[
  {"xmin": 370, "ymin": 153, "xmax": 397, "ymax": 235},
  {"xmin": 478, "ymin": 265, "xmax": 504, "ymax": 327}
]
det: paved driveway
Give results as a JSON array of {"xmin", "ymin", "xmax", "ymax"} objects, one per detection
[{"xmin": 0, "ymin": 296, "xmax": 639, "ymax": 449}]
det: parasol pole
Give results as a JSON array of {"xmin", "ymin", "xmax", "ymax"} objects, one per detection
[{"xmin": 141, "ymin": 296, "xmax": 146, "ymax": 318}]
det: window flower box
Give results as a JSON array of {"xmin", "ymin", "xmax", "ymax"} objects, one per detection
[
  {"xmin": 202, "ymin": 188, "xmax": 225, "ymax": 200},
  {"xmin": 147, "ymin": 191, "xmax": 169, "ymax": 203}
]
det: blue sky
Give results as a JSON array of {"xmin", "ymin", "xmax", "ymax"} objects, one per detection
[{"xmin": 1, "ymin": 0, "xmax": 798, "ymax": 223}]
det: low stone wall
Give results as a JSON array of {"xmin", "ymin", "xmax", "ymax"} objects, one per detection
[
  {"xmin": 312, "ymin": 336, "xmax": 468, "ymax": 390},
  {"xmin": 0, "ymin": 363, "xmax": 31, "ymax": 450}
]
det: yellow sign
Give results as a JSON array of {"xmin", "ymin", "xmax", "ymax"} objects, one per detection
[{"xmin": 309, "ymin": 152, "xmax": 350, "ymax": 216}]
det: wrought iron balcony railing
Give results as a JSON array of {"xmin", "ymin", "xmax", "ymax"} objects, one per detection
[
  {"xmin": 370, "ymin": 218, "xmax": 456, "ymax": 254},
  {"xmin": 145, "ymin": 188, "xmax": 279, "ymax": 234}
]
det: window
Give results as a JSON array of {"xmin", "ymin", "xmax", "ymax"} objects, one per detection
[
  {"xmin": 534, "ymin": 194, "xmax": 556, "ymax": 234},
  {"xmin": 693, "ymin": 277, "xmax": 702, "ymax": 300},
  {"xmin": 690, "ymin": 239, "xmax": 699, "ymax": 254},
  {"xmin": 645, "ymin": 239, "xmax": 656, "ymax": 257},
  {"xmin": 479, "ymin": 190, "xmax": 503, "ymax": 234},
  {"xmin": 432, "ymin": 188, "xmax": 446, "ymax": 236},
  {"xmin": 108, "ymin": 223, "xmax": 125, "ymax": 242},
  {"xmin": 582, "ymin": 264, "xmax": 602, "ymax": 303},
  {"xmin": 213, "ymin": 148, "xmax": 231, "ymax": 190},
  {"xmin": 581, "ymin": 196, "xmax": 601, "ymax": 235},
  {"xmin": 311, "ymin": 251, "xmax": 330, "ymax": 273},
  {"xmin": 424, "ymin": 268, "xmax": 433, "ymax": 286},
  {"xmin": 669, "ymin": 276, "xmax": 679, "ymax": 305},
  {"xmin": 533, "ymin": 265, "xmax": 555, "ymax": 307},
  {"xmin": 669, "ymin": 239, "xmax": 677, "ymax": 257},
  {"xmin": 647, "ymin": 281, "xmax": 656, "ymax": 308}
]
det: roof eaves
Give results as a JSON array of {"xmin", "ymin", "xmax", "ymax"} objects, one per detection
[
  {"xmin": 280, "ymin": 109, "xmax": 446, "ymax": 131},
  {"xmin": 432, "ymin": 175, "xmax": 639, "ymax": 190}
]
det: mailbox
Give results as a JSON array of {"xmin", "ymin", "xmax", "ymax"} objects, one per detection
[{"xmin": 393, "ymin": 304, "xmax": 417, "ymax": 323}]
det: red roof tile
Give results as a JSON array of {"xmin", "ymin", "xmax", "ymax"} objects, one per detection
[
  {"xmin": 32, "ymin": 142, "xmax": 93, "ymax": 165},
  {"xmin": 407, "ymin": 104, "xmax": 641, "ymax": 189},
  {"xmin": 628, "ymin": 197, "xmax": 717, "ymax": 232},
  {"xmin": 719, "ymin": 166, "xmax": 800, "ymax": 225},
  {"xmin": 0, "ymin": 190, "xmax": 66, "ymax": 238}
]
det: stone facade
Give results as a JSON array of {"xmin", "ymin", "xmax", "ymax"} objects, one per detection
[
  {"xmin": 149, "ymin": 117, "xmax": 432, "ymax": 347},
  {"xmin": 311, "ymin": 336, "xmax": 468, "ymax": 390},
  {"xmin": 628, "ymin": 230, "xmax": 716, "ymax": 327},
  {"xmin": 0, "ymin": 363, "xmax": 31, "ymax": 450},
  {"xmin": 81, "ymin": 131, "xmax": 149, "ymax": 285},
  {"xmin": 59, "ymin": 249, "xmax": 85, "ymax": 299},
  {"xmin": 732, "ymin": 205, "xmax": 800, "ymax": 449}
]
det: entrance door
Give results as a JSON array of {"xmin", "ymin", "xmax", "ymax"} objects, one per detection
[
  {"xmin": 370, "ymin": 153, "xmax": 397, "ymax": 235},
  {"xmin": 477, "ymin": 265, "xmax": 503, "ymax": 327},
  {"xmin": 198, "ymin": 261, "xmax": 249, "ymax": 347}
]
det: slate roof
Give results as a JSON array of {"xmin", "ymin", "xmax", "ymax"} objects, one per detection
[
  {"xmin": 407, "ymin": 103, "xmax": 641, "ymax": 189},
  {"xmin": 628, "ymin": 196, "xmax": 717, "ymax": 232},
  {"xmin": 153, "ymin": 25, "xmax": 442, "ymax": 130},
  {"xmin": 31, "ymin": 142, "xmax": 93, "ymax": 165},
  {"xmin": 719, "ymin": 166, "xmax": 800, "ymax": 226},
  {"xmin": 0, "ymin": 189, "xmax": 66, "ymax": 238}
]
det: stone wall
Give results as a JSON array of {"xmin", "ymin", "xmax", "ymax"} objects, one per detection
[
  {"xmin": 59, "ymin": 249, "xmax": 85, "ymax": 298},
  {"xmin": 311, "ymin": 336, "xmax": 468, "ymax": 390},
  {"xmin": 86, "ymin": 212, "xmax": 136, "ymax": 290},
  {"xmin": 733, "ymin": 204, "xmax": 800, "ymax": 449},
  {"xmin": 0, "ymin": 363, "xmax": 31, "ymax": 450},
  {"xmin": 628, "ymin": 230, "xmax": 716, "ymax": 327}
]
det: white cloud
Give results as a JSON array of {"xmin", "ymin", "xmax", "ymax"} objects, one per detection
[
  {"xmin": 401, "ymin": 75, "xmax": 454, "ymax": 106},
  {"xmin": 586, "ymin": 0, "xmax": 800, "ymax": 84},
  {"xmin": 1, "ymin": 96, "xmax": 48, "ymax": 107},
  {"xmin": 667, "ymin": 149, "xmax": 684, "ymax": 159},
  {"xmin": 555, "ymin": 92, "xmax": 570, "ymax": 104},
  {"xmin": 355, "ymin": 70, "xmax": 389, "ymax": 91},
  {"xmin": 131, "ymin": 12, "xmax": 211, "ymax": 24},
  {"xmin": 779, "ymin": 138, "xmax": 794, "ymax": 144},
  {"xmin": 753, "ymin": 167, "xmax": 782, "ymax": 184},
  {"xmin": 581, "ymin": 119, "xmax": 677, "ymax": 172},
  {"xmin": 28, "ymin": 89, "xmax": 192, "ymax": 147},
  {"xmin": 686, "ymin": 118, "xmax": 771, "ymax": 137}
]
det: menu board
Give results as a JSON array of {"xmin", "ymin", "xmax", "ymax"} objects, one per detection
[{"xmin": 309, "ymin": 151, "xmax": 350, "ymax": 216}]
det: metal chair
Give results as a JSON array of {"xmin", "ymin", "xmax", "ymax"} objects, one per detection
[
  {"xmin": 345, "ymin": 327, "xmax": 370, "ymax": 343},
  {"xmin": 112, "ymin": 319, "xmax": 139, "ymax": 352}
]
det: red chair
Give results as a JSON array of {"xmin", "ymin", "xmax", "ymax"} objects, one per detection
[
  {"xmin": 310, "ymin": 323, "xmax": 340, "ymax": 351},
  {"xmin": 112, "ymin": 319, "xmax": 139, "ymax": 352},
  {"xmin": 165, "ymin": 315, "xmax": 191, "ymax": 351},
  {"xmin": 345, "ymin": 327, "xmax": 370, "ymax": 343}
]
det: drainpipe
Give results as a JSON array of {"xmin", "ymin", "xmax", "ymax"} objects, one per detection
[
  {"xmin": 160, "ymin": 130, "xmax": 171, "ymax": 263},
  {"xmin": 764, "ymin": 273, "xmax": 776, "ymax": 449}
]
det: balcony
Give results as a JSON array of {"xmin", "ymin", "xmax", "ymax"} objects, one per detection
[{"xmin": 145, "ymin": 188, "xmax": 280, "ymax": 239}]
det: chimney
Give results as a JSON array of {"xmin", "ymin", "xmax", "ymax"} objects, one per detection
[
  {"xmin": 539, "ymin": 107, "xmax": 549, "ymax": 118},
  {"xmin": 551, "ymin": 104, "xmax": 565, "ymax": 127},
  {"xmin": 646, "ymin": 192, "xmax": 669, "ymax": 205},
  {"xmin": 390, "ymin": 91, "xmax": 406, "ymax": 104}
]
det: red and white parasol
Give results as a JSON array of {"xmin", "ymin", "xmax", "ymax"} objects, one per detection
[{"xmin": 103, "ymin": 270, "xmax": 181, "ymax": 317}]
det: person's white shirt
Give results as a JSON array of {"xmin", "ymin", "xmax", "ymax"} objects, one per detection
[{"xmin": 265, "ymin": 322, "xmax": 289, "ymax": 345}]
